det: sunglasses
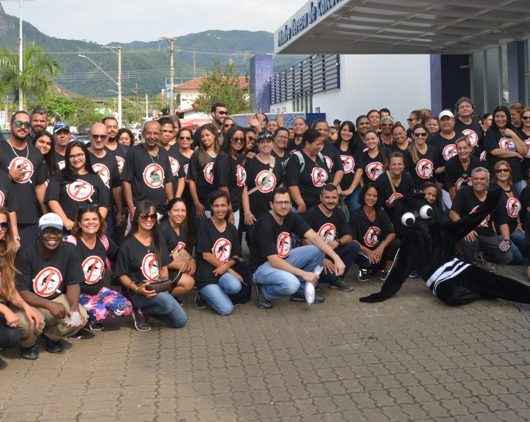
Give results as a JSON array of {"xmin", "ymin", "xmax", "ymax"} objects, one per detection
[
  {"xmin": 0, "ymin": 222, "xmax": 8, "ymax": 230},
  {"xmin": 414, "ymin": 132, "xmax": 428, "ymax": 137},
  {"xmin": 232, "ymin": 137, "xmax": 245, "ymax": 143},
  {"xmin": 224, "ymin": 123, "xmax": 234, "ymax": 128},
  {"xmin": 496, "ymin": 168, "xmax": 510, "ymax": 173},
  {"xmin": 14, "ymin": 120, "xmax": 31, "ymax": 129},
  {"xmin": 179, "ymin": 136, "xmax": 191, "ymax": 140},
  {"xmin": 218, "ymin": 111, "xmax": 228, "ymax": 115},
  {"xmin": 522, "ymin": 116, "xmax": 530, "ymax": 120},
  {"xmin": 140, "ymin": 213, "xmax": 157, "ymax": 221},
  {"xmin": 92, "ymin": 134, "xmax": 107, "ymax": 140}
]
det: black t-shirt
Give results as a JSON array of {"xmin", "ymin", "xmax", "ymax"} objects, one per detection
[
  {"xmin": 350, "ymin": 207, "xmax": 394, "ymax": 250},
  {"xmin": 115, "ymin": 235, "xmax": 171, "ymax": 286},
  {"xmin": 90, "ymin": 150, "xmax": 121, "ymax": 190},
  {"xmin": 389, "ymin": 145, "xmax": 413, "ymax": 172},
  {"xmin": 123, "ymin": 144, "xmax": 172, "ymax": 210},
  {"xmin": 357, "ymin": 149, "xmax": 386, "ymax": 184},
  {"xmin": 484, "ymin": 128, "xmax": 524, "ymax": 182},
  {"xmin": 375, "ymin": 172, "xmax": 414, "ymax": 209},
  {"xmin": 429, "ymin": 133, "xmax": 459, "ymax": 164},
  {"xmin": 0, "ymin": 169, "xmax": 18, "ymax": 213},
  {"xmin": 271, "ymin": 149, "xmax": 289, "ymax": 172},
  {"xmin": 215, "ymin": 152, "xmax": 246, "ymax": 211},
  {"xmin": 158, "ymin": 219, "xmax": 189, "ymax": 255},
  {"xmin": 445, "ymin": 155, "xmax": 481, "ymax": 192},
  {"xmin": 303, "ymin": 206, "xmax": 351, "ymax": 245},
  {"xmin": 106, "ymin": 144, "xmax": 128, "ymax": 176},
  {"xmin": 285, "ymin": 151, "xmax": 330, "ymax": 209},
  {"xmin": 519, "ymin": 186, "xmax": 530, "ymax": 231},
  {"xmin": 338, "ymin": 146, "xmax": 357, "ymax": 191},
  {"xmin": 498, "ymin": 190, "xmax": 521, "ymax": 233},
  {"xmin": 253, "ymin": 212, "xmax": 310, "ymax": 266},
  {"xmin": 53, "ymin": 152, "xmax": 66, "ymax": 172},
  {"xmin": 245, "ymin": 156, "xmax": 284, "ymax": 219},
  {"xmin": 163, "ymin": 145, "xmax": 186, "ymax": 184},
  {"xmin": 196, "ymin": 218, "xmax": 241, "ymax": 287},
  {"xmin": 451, "ymin": 186, "xmax": 505, "ymax": 236},
  {"xmin": 455, "ymin": 119, "xmax": 484, "ymax": 156},
  {"xmin": 45, "ymin": 173, "xmax": 111, "ymax": 221},
  {"xmin": 321, "ymin": 140, "xmax": 344, "ymax": 178},
  {"xmin": 15, "ymin": 242, "xmax": 83, "ymax": 300},
  {"xmin": 0, "ymin": 141, "xmax": 48, "ymax": 224},
  {"xmin": 188, "ymin": 150, "xmax": 217, "ymax": 205}
]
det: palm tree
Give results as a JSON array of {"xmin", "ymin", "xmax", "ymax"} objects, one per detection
[{"xmin": 0, "ymin": 45, "xmax": 59, "ymax": 108}]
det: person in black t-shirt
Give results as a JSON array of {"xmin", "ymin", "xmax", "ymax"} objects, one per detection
[
  {"xmin": 35, "ymin": 131, "xmax": 60, "ymax": 178},
  {"xmin": 390, "ymin": 123, "xmax": 413, "ymax": 171},
  {"xmin": 16, "ymin": 213, "xmax": 89, "ymax": 356},
  {"xmin": 353, "ymin": 130, "xmax": 387, "ymax": 188},
  {"xmin": 286, "ymin": 129, "xmax": 331, "ymax": 212},
  {"xmin": 454, "ymin": 97, "xmax": 484, "ymax": 157},
  {"xmin": 450, "ymin": 167, "xmax": 512, "ymax": 265},
  {"xmin": 251, "ymin": 188, "xmax": 345, "ymax": 308},
  {"xmin": 336, "ymin": 121, "xmax": 360, "ymax": 216},
  {"xmin": 158, "ymin": 117, "xmax": 186, "ymax": 198},
  {"xmin": 52, "ymin": 122, "xmax": 71, "ymax": 171},
  {"xmin": 313, "ymin": 121, "xmax": 344, "ymax": 187},
  {"xmin": 65, "ymin": 206, "xmax": 132, "ymax": 331},
  {"xmin": 303, "ymin": 185, "xmax": 359, "ymax": 290},
  {"xmin": 272, "ymin": 127, "xmax": 290, "ymax": 170},
  {"xmin": 46, "ymin": 141, "xmax": 110, "ymax": 231},
  {"xmin": 115, "ymin": 201, "xmax": 187, "ymax": 332},
  {"xmin": 286, "ymin": 117, "xmax": 307, "ymax": 152},
  {"xmin": 408, "ymin": 124, "xmax": 437, "ymax": 189},
  {"xmin": 445, "ymin": 137, "xmax": 481, "ymax": 200}
]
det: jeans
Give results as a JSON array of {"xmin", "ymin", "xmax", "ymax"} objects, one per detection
[
  {"xmin": 253, "ymin": 245, "xmax": 325, "ymax": 300},
  {"xmin": 510, "ymin": 230, "xmax": 526, "ymax": 265},
  {"xmin": 320, "ymin": 242, "xmax": 360, "ymax": 284},
  {"xmin": 199, "ymin": 272, "xmax": 242, "ymax": 316},
  {"xmin": 129, "ymin": 291, "xmax": 187, "ymax": 328},
  {"xmin": 458, "ymin": 235, "xmax": 513, "ymax": 265},
  {"xmin": 345, "ymin": 188, "xmax": 362, "ymax": 215},
  {"xmin": 0, "ymin": 316, "xmax": 23, "ymax": 349},
  {"xmin": 514, "ymin": 179, "xmax": 527, "ymax": 196}
]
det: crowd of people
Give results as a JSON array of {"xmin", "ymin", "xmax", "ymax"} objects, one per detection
[{"xmin": 1, "ymin": 98, "xmax": 530, "ymax": 364}]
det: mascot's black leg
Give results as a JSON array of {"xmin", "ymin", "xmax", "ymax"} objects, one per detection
[{"xmin": 438, "ymin": 265, "xmax": 530, "ymax": 305}]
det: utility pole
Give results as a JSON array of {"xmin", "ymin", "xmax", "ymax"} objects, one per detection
[{"xmin": 168, "ymin": 38, "xmax": 175, "ymax": 115}]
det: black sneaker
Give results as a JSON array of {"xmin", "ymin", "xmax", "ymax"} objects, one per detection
[
  {"xmin": 290, "ymin": 293, "xmax": 326, "ymax": 304},
  {"xmin": 132, "ymin": 308, "xmax": 151, "ymax": 332},
  {"xmin": 70, "ymin": 327, "xmax": 96, "ymax": 340},
  {"xmin": 328, "ymin": 278, "xmax": 354, "ymax": 292},
  {"xmin": 88, "ymin": 321, "xmax": 104, "ymax": 332},
  {"xmin": 358, "ymin": 268, "xmax": 370, "ymax": 281},
  {"xmin": 20, "ymin": 344, "xmax": 39, "ymax": 360},
  {"xmin": 255, "ymin": 285, "xmax": 273, "ymax": 309},
  {"xmin": 194, "ymin": 293, "xmax": 206, "ymax": 309},
  {"xmin": 44, "ymin": 337, "xmax": 64, "ymax": 353}
]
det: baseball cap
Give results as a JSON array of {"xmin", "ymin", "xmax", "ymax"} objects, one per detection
[
  {"xmin": 438, "ymin": 110, "xmax": 455, "ymax": 120},
  {"xmin": 38, "ymin": 213, "xmax": 64, "ymax": 232},
  {"xmin": 53, "ymin": 122, "xmax": 70, "ymax": 134}
]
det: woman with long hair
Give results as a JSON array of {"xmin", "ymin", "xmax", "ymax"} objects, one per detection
[
  {"xmin": 336, "ymin": 121, "xmax": 360, "ymax": 214},
  {"xmin": 65, "ymin": 206, "xmax": 132, "ymax": 331},
  {"xmin": 115, "ymin": 200, "xmax": 187, "ymax": 332},
  {"xmin": 45, "ymin": 141, "xmax": 110, "ymax": 231},
  {"xmin": 390, "ymin": 123, "xmax": 412, "ymax": 170},
  {"xmin": 408, "ymin": 123, "xmax": 437, "ymax": 189},
  {"xmin": 188, "ymin": 124, "xmax": 220, "ymax": 217},
  {"xmin": 0, "ymin": 208, "xmax": 44, "ymax": 360},
  {"xmin": 35, "ymin": 131, "xmax": 60, "ymax": 177},
  {"xmin": 117, "ymin": 128, "xmax": 135, "ymax": 147}
]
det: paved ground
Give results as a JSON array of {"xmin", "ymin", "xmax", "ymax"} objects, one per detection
[{"xmin": 1, "ymin": 270, "xmax": 530, "ymax": 422}]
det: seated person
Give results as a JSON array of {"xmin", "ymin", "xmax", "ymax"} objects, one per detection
[
  {"xmin": 350, "ymin": 184, "xmax": 400, "ymax": 280},
  {"xmin": 423, "ymin": 182, "xmax": 448, "ymax": 224},
  {"xmin": 445, "ymin": 136, "xmax": 481, "ymax": 200},
  {"xmin": 115, "ymin": 200, "xmax": 187, "ymax": 332},
  {"xmin": 251, "ymin": 187, "xmax": 345, "ymax": 309},
  {"xmin": 16, "ymin": 213, "xmax": 89, "ymax": 358},
  {"xmin": 450, "ymin": 167, "xmax": 512, "ymax": 265},
  {"xmin": 303, "ymin": 184, "xmax": 359, "ymax": 290},
  {"xmin": 65, "ymin": 206, "xmax": 133, "ymax": 331}
]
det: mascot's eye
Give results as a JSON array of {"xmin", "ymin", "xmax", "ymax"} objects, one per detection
[
  {"xmin": 401, "ymin": 212, "xmax": 416, "ymax": 227},
  {"xmin": 419, "ymin": 205, "xmax": 433, "ymax": 220}
]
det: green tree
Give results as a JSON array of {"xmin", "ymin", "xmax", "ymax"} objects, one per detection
[
  {"xmin": 0, "ymin": 45, "xmax": 60, "ymax": 106},
  {"xmin": 195, "ymin": 62, "xmax": 249, "ymax": 114}
]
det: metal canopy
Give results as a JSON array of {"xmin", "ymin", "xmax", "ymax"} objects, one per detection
[{"xmin": 274, "ymin": 0, "xmax": 530, "ymax": 54}]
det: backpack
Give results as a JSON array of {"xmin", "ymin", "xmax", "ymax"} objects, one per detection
[{"xmin": 290, "ymin": 150, "xmax": 331, "ymax": 174}]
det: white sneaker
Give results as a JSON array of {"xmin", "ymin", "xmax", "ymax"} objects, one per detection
[{"xmin": 305, "ymin": 282, "xmax": 315, "ymax": 305}]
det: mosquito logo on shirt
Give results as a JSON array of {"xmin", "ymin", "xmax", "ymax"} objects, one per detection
[
  {"xmin": 9, "ymin": 157, "xmax": 34, "ymax": 184},
  {"xmin": 311, "ymin": 167, "xmax": 328, "ymax": 187},
  {"xmin": 255, "ymin": 170, "xmax": 277, "ymax": 194},
  {"xmin": 169, "ymin": 157, "xmax": 180, "ymax": 177},
  {"xmin": 416, "ymin": 158, "xmax": 434, "ymax": 179},
  {"xmin": 33, "ymin": 266, "xmax": 63, "ymax": 298},
  {"xmin": 276, "ymin": 231, "xmax": 292, "ymax": 258},
  {"xmin": 386, "ymin": 192, "xmax": 404, "ymax": 207},
  {"xmin": 203, "ymin": 162, "xmax": 215, "ymax": 185},
  {"xmin": 82, "ymin": 255, "xmax": 105, "ymax": 285},
  {"xmin": 212, "ymin": 238, "xmax": 232, "ymax": 263},
  {"xmin": 236, "ymin": 164, "xmax": 247, "ymax": 187},
  {"xmin": 172, "ymin": 241, "xmax": 186, "ymax": 256},
  {"xmin": 442, "ymin": 144, "xmax": 458, "ymax": 161},
  {"xmin": 462, "ymin": 129, "xmax": 479, "ymax": 147},
  {"xmin": 499, "ymin": 137, "xmax": 516, "ymax": 151},
  {"xmin": 340, "ymin": 155, "xmax": 355, "ymax": 174},
  {"xmin": 141, "ymin": 253, "xmax": 159, "ymax": 281},
  {"xmin": 365, "ymin": 162, "xmax": 384, "ymax": 181},
  {"xmin": 116, "ymin": 156, "xmax": 125, "ymax": 174},
  {"xmin": 66, "ymin": 179, "xmax": 95, "ymax": 202},
  {"xmin": 318, "ymin": 223, "xmax": 336, "ymax": 243},
  {"xmin": 143, "ymin": 163, "xmax": 165, "ymax": 189},
  {"xmin": 470, "ymin": 205, "xmax": 490, "ymax": 228},
  {"xmin": 506, "ymin": 197, "xmax": 521, "ymax": 219},
  {"xmin": 364, "ymin": 226, "xmax": 382, "ymax": 248},
  {"xmin": 183, "ymin": 163, "xmax": 189, "ymax": 176},
  {"xmin": 92, "ymin": 163, "xmax": 111, "ymax": 188},
  {"xmin": 0, "ymin": 191, "xmax": 5, "ymax": 207}
]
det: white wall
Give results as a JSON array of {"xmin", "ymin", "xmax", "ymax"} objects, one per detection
[
  {"xmin": 312, "ymin": 55, "xmax": 432, "ymax": 123},
  {"xmin": 270, "ymin": 100, "xmax": 294, "ymax": 113}
]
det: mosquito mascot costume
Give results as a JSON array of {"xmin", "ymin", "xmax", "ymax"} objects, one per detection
[{"xmin": 360, "ymin": 189, "xmax": 530, "ymax": 306}]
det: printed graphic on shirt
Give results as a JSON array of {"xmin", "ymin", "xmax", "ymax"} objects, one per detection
[
  {"xmin": 455, "ymin": 176, "xmax": 471, "ymax": 191},
  {"xmin": 470, "ymin": 205, "xmax": 490, "ymax": 228},
  {"xmin": 141, "ymin": 252, "xmax": 159, "ymax": 281},
  {"xmin": 9, "ymin": 157, "xmax": 33, "ymax": 184},
  {"xmin": 142, "ymin": 163, "xmax": 165, "ymax": 189},
  {"xmin": 499, "ymin": 137, "xmax": 516, "ymax": 151},
  {"xmin": 323, "ymin": 155, "xmax": 333, "ymax": 172},
  {"xmin": 311, "ymin": 167, "xmax": 328, "ymax": 187},
  {"xmin": 416, "ymin": 158, "xmax": 434, "ymax": 179},
  {"xmin": 169, "ymin": 156, "xmax": 180, "ymax": 177},
  {"xmin": 172, "ymin": 241, "xmax": 186, "ymax": 256},
  {"xmin": 364, "ymin": 226, "xmax": 382, "ymax": 248},
  {"xmin": 340, "ymin": 155, "xmax": 355, "ymax": 174},
  {"xmin": 92, "ymin": 163, "xmax": 111, "ymax": 188},
  {"xmin": 365, "ymin": 162, "xmax": 385, "ymax": 181},
  {"xmin": 212, "ymin": 238, "xmax": 232, "ymax": 263},
  {"xmin": 82, "ymin": 255, "xmax": 105, "ymax": 285},
  {"xmin": 116, "ymin": 156, "xmax": 125, "ymax": 174},
  {"xmin": 33, "ymin": 266, "xmax": 63, "ymax": 298},
  {"xmin": 386, "ymin": 192, "xmax": 404, "ymax": 207},
  {"xmin": 183, "ymin": 163, "xmax": 189, "ymax": 176},
  {"xmin": 318, "ymin": 223, "xmax": 337, "ymax": 243},
  {"xmin": 276, "ymin": 231, "xmax": 292, "ymax": 258},
  {"xmin": 506, "ymin": 197, "xmax": 522, "ymax": 219},
  {"xmin": 203, "ymin": 162, "xmax": 215, "ymax": 185},
  {"xmin": 66, "ymin": 179, "xmax": 95, "ymax": 202},
  {"xmin": 57, "ymin": 160, "xmax": 66, "ymax": 171},
  {"xmin": 462, "ymin": 129, "xmax": 479, "ymax": 148},
  {"xmin": 236, "ymin": 164, "xmax": 247, "ymax": 188},
  {"xmin": 255, "ymin": 170, "xmax": 277, "ymax": 193},
  {"xmin": 442, "ymin": 144, "xmax": 458, "ymax": 161}
]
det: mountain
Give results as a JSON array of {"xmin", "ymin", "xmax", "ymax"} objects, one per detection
[{"xmin": 0, "ymin": 5, "xmax": 300, "ymax": 98}]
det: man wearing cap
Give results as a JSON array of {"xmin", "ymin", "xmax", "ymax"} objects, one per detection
[
  {"xmin": 53, "ymin": 122, "xmax": 71, "ymax": 171},
  {"xmin": 0, "ymin": 111, "xmax": 48, "ymax": 250},
  {"xmin": 15, "ymin": 213, "xmax": 88, "ymax": 359}
]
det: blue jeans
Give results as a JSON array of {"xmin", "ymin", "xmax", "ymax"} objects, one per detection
[
  {"xmin": 199, "ymin": 272, "xmax": 242, "ymax": 316},
  {"xmin": 345, "ymin": 188, "xmax": 361, "ymax": 216},
  {"xmin": 129, "ymin": 291, "xmax": 187, "ymax": 328},
  {"xmin": 511, "ymin": 230, "xmax": 526, "ymax": 265},
  {"xmin": 514, "ymin": 180, "xmax": 527, "ymax": 196},
  {"xmin": 320, "ymin": 242, "xmax": 360, "ymax": 284},
  {"xmin": 253, "ymin": 245, "xmax": 325, "ymax": 300}
]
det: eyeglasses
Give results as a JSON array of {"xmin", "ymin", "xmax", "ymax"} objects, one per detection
[
  {"xmin": 14, "ymin": 120, "xmax": 30, "ymax": 129},
  {"xmin": 522, "ymin": 116, "xmax": 530, "ymax": 120},
  {"xmin": 179, "ymin": 136, "xmax": 191, "ymax": 140},
  {"xmin": 224, "ymin": 123, "xmax": 234, "ymax": 128},
  {"xmin": 496, "ymin": 168, "xmax": 510, "ymax": 173},
  {"xmin": 414, "ymin": 132, "xmax": 428, "ymax": 137},
  {"xmin": 0, "ymin": 222, "xmax": 8, "ymax": 230},
  {"xmin": 232, "ymin": 137, "xmax": 245, "ymax": 143},
  {"xmin": 92, "ymin": 134, "xmax": 107, "ymax": 140},
  {"xmin": 140, "ymin": 213, "xmax": 157, "ymax": 221}
]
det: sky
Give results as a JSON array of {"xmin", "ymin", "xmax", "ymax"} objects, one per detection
[{"xmin": 2, "ymin": 0, "xmax": 304, "ymax": 43}]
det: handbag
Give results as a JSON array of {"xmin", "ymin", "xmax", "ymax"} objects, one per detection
[{"xmin": 144, "ymin": 271, "xmax": 183, "ymax": 293}]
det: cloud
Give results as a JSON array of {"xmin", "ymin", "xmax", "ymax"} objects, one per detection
[{"xmin": 2, "ymin": 0, "xmax": 304, "ymax": 43}]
